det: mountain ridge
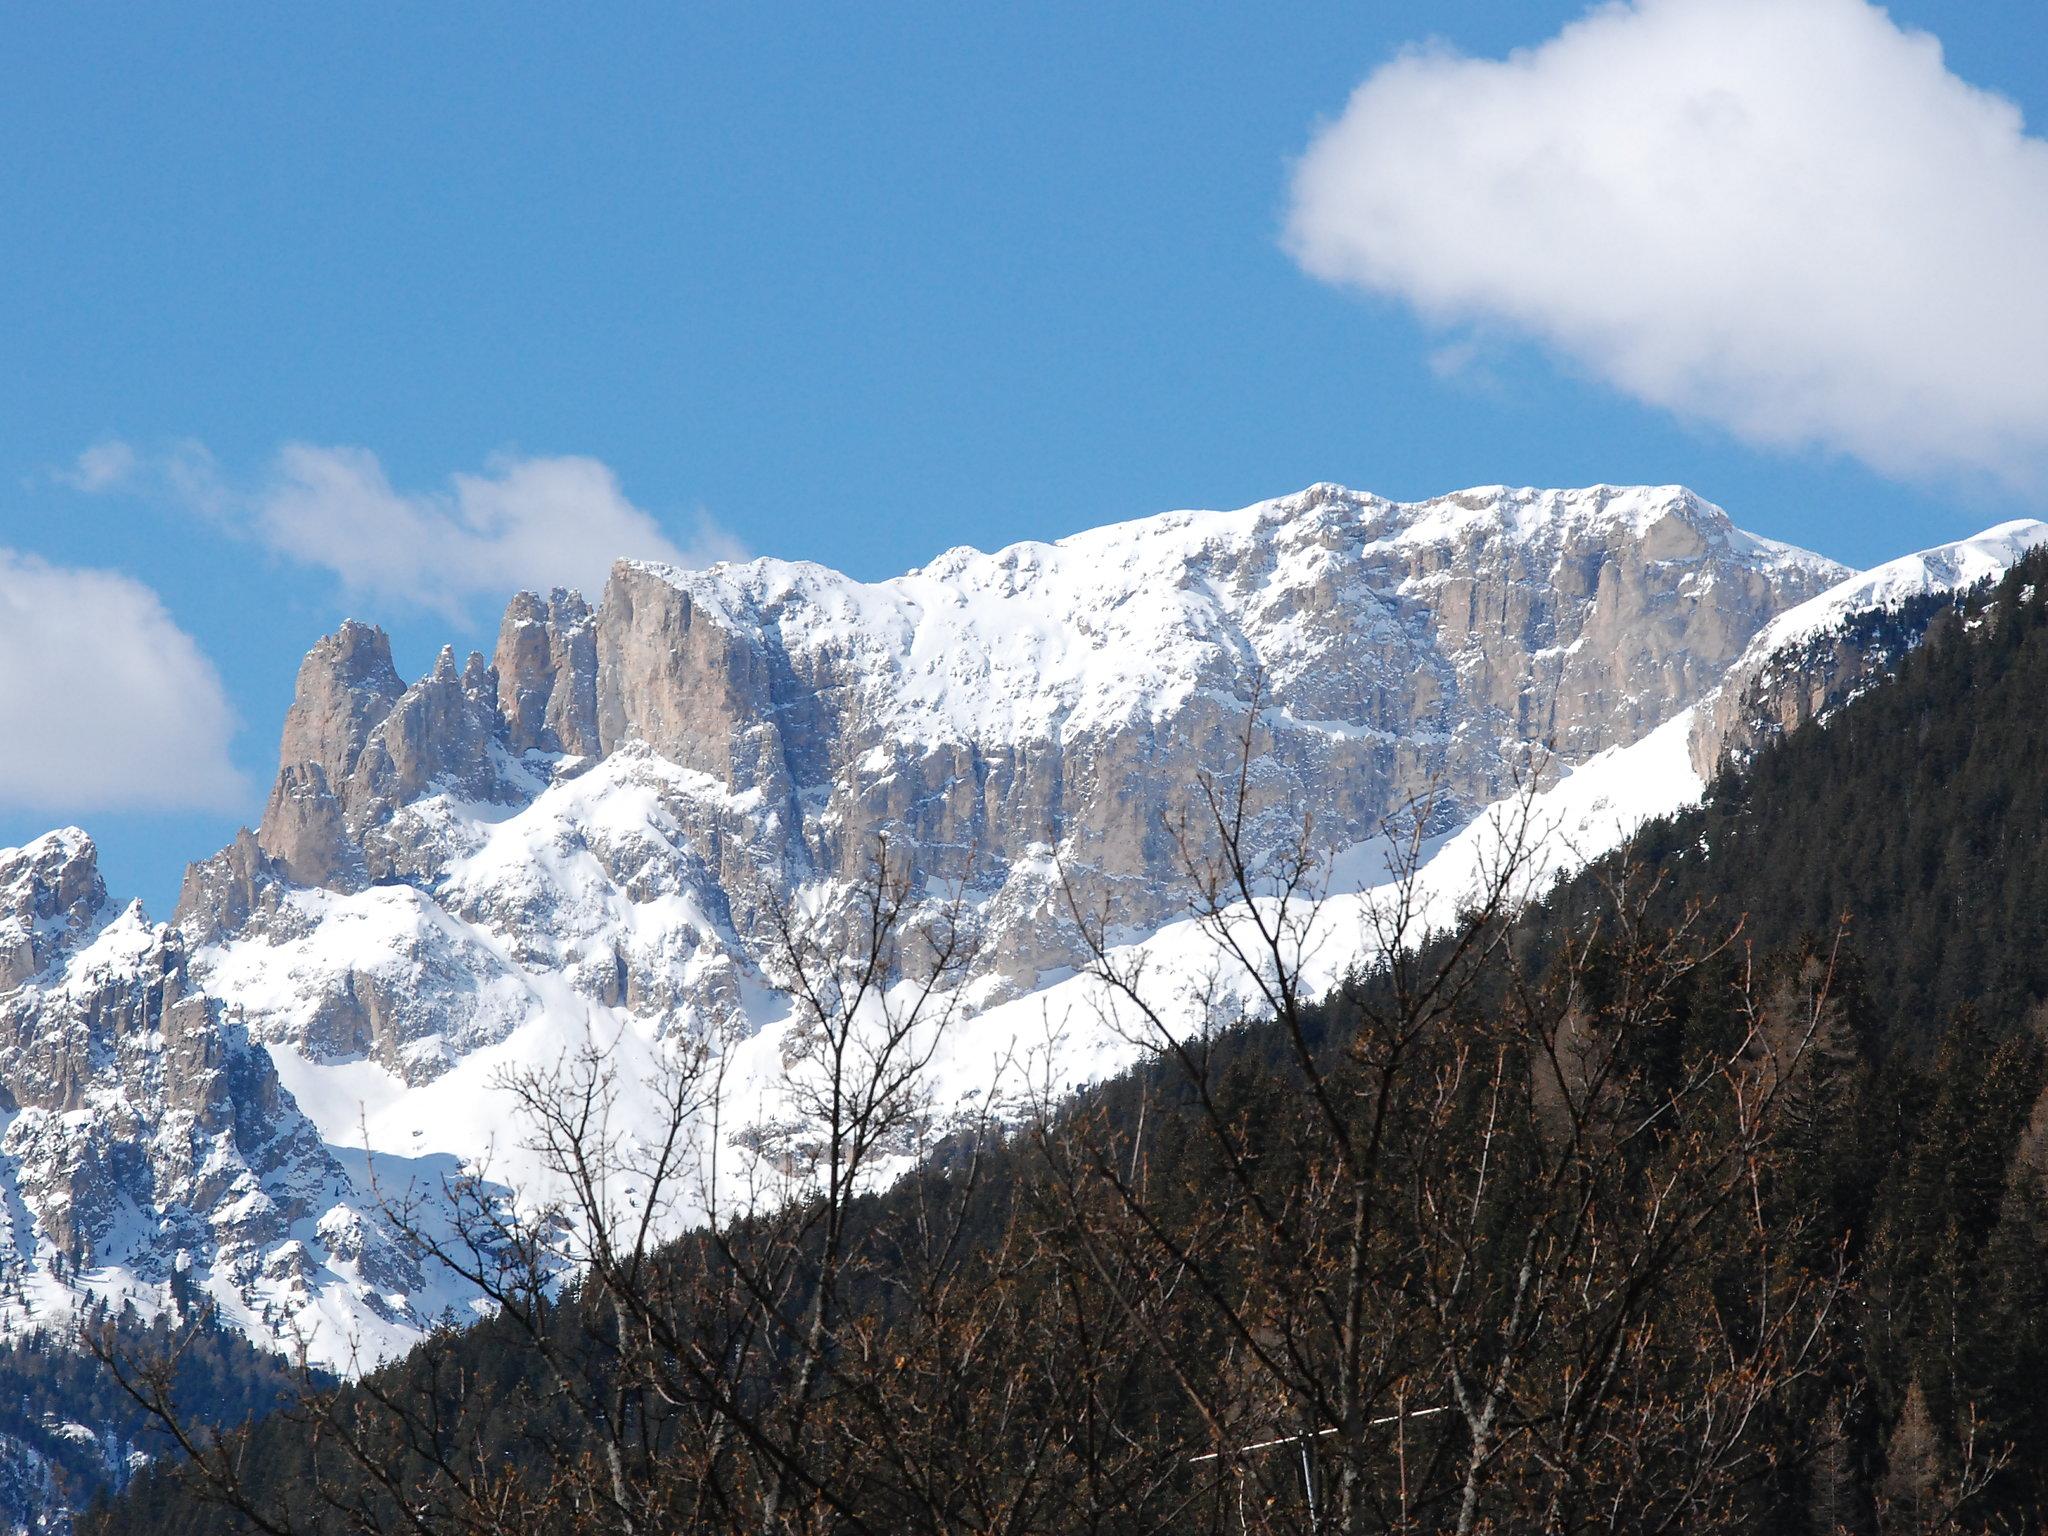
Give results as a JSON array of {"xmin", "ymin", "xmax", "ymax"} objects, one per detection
[{"xmin": 0, "ymin": 479, "xmax": 2020, "ymax": 1383}]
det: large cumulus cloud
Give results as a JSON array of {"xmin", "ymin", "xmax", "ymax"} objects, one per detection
[{"xmin": 1287, "ymin": 0, "xmax": 2048, "ymax": 484}]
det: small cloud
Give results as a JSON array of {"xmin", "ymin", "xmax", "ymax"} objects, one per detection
[
  {"xmin": 51, "ymin": 440, "xmax": 139, "ymax": 493},
  {"xmin": 678, "ymin": 507, "xmax": 751, "ymax": 569},
  {"xmin": 0, "ymin": 551, "xmax": 244, "ymax": 813},
  {"xmin": 1426, "ymin": 340, "xmax": 1481, "ymax": 382},
  {"xmin": 65, "ymin": 442, "xmax": 746, "ymax": 621},
  {"xmin": 256, "ymin": 445, "xmax": 703, "ymax": 619},
  {"xmin": 1285, "ymin": 0, "xmax": 2048, "ymax": 487}
]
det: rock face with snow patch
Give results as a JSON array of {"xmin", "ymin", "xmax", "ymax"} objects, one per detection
[
  {"xmin": 21, "ymin": 480, "xmax": 2017, "ymax": 1385},
  {"xmin": 0, "ymin": 836, "xmax": 110, "ymax": 995},
  {"xmin": 571, "ymin": 485, "xmax": 1842, "ymax": 988},
  {"xmin": 200, "ymin": 483, "xmax": 1847, "ymax": 1090},
  {"xmin": 494, "ymin": 588, "xmax": 601, "ymax": 759},
  {"xmin": 0, "ymin": 831, "xmax": 462, "ymax": 1375},
  {"xmin": 1687, "ymin": 520, "xmax": 2048, "ymax": 778},
  {"xmin": 251, "ymin": 623, "xmax": 529, "ymax": 897}
]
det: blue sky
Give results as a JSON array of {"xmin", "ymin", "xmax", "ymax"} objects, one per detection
[{"xmin": 3, "ymin": 0, "xmax": 2046, "ymax": 915}]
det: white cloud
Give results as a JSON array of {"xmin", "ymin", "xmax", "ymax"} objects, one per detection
[
  {"xmin": 0, "ymin": 552, "xmax": 244, "ymax": 813},
  {"xmin": 254, "ymin": 446, "xmax": 742, "ymax": 618},
  {"xmin": 65, "ymin": 442, "xmax": 745, "ymax": 620},
  {"xmin": 1285, "ymin": 0, "xmax": 2048, "ymax": 484},
  {"xmin": 52, "ymin": 441, "xmax": 138, "ymax": 493}
]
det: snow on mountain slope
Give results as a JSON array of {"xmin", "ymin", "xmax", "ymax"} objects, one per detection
[
  {"xmin": 251, "ymin": 704, "xmax": 1708, "ymax": 1226},
  {"xmin": 1739, "ymin": 519, "xmax": 2048, "ymax": 660},
  {"xmin": 829, "ymin": 706, "xmax": 1709, "ymax": 1134},
  {"xmin": 178, "ymin": 481, "xmax": 1838, "ymax": 1107},
  {"xmin": 0, "ymin": 479, "xmax": 1963, "ymax": 1372},
  {"xmin": 174, "ymin": 482, "xmax": 1837, "ymax": 1222},
  {"xmin": 1689, "ymin": 520, "xmax": 2048, "ymax": 777},
  {"xmin": 624, "ymin": 482, "xmax": 1836, "ymax": 751},
  {"xmin": 0, "ymin": 833, "xmax": 481, "ymax": 1375}
]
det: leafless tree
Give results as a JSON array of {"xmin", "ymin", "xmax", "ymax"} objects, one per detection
[
  {"xmin": 94, "ymin": 705, "xmax": 1861, "ymax": 1535},
  {"xmin": 92, "ymin": 840, "xmax": 1189, "ymax": 1533},
  {"xmin": 1041, "ymin": 690, "xmax": 1851, "ymax": 1534}
]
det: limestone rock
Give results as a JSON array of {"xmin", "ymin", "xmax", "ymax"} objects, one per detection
[
  {"xmin": 259, "ymin": 620, "xmax": 405, "ymax": 884},
  {"xmin": 0, "ymin": 831, "xmax": 107, "ymax": 992},
  {"xmin": 496, "ymin": 589, "xmax": 600, "ymax": 758},
  {"xmin": 173, "ymin": 828, "xmax": 287, "ymax": 945},
  {"xmin": 259, "ymin": 625, "xmax": 531, "ymax": 892},
  {"xmin": 259, "ymin": 763, "xmax": 363, "ymax": 892},
  {"xmin": 353, "ymin": 647, "xmax": 506, "ymax": 811},
  {"xmin": 274, "ymin": 620, "xmax": 404, "ymax": 783}
]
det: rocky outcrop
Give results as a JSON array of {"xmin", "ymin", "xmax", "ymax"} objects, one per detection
[
  {"xmin": 496, "ymin": 589, "xmax": 600, "ymax": 759},
  {"xmin": 1686, "ymin": 520, "xmax": 2048, "ymax": 779},
  {"xmin": 0, "ymin": 833, "xmax": 443, "ymax": 1376},
  {"xmin": 354, "ymin": 647, "xmax": 505, "ymax": 812},
  {"xmin": 0, "ymin": 832, "xmax": 107, "ymax": 992},
  {"xmin": 257, "ymin": 765, "xmax": 361, "ymax": 892},
  {"xmin": 259, "ymin": 633, "xmax": 528, "ymax": 892},
  {"xmin": 272, "ymin": 621, "xmax": 405, "ymax": 788},
  {"xmin": 595, "ymin": 566, "xmax": 778, "ymax": 785},
  {"xmin": 173, "ymin": 828, "xmax": 287, "ymax": 945},
  {"xmin": 1688, "ymin": 615, "xmax": 1932, "ymax": 781},
  {"xmin": 258, "ymin": 622, "xmax": 404, "ymax": 884}
]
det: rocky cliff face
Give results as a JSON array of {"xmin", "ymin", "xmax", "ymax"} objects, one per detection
[
  {"xmin": 250, "ymin": 621, "xmax": 529, "ymax": 897},
  {"xmin": 201, "ymin": 482, "xmax": 1847, "ymax": 1088},
  {"xmin": 495, "ymin": 588, "xmax": 601, "ymax": 759},
  {"xmin": 572, "ymin": 484, "xmax": 1841, "ymax": 987},
  {"xmin": 0, "ymin": 832, "xmax": 460, "ymax": 1376},
  {"xmin": 13, "ymin": 479, "xmax": 1999, "ymax": 1380}
]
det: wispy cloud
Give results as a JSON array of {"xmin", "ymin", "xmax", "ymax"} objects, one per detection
[
  {"xmin": 51, "ymin": 440, "xmax": 139, "ymax": 494},
  {"xmin": 63, "ymin": 441, "xmax": 745, "ymax": 621},
  {"xmin": 251, "ymin": 446, "xmax": 744, "ymax": 619},
  {"xmin": 0, "ymin": 551, "xmax": 244, "ymax": 814},
  {"xmin": 1286, "ymin": 0, "xmax": 2048, "ymax": 486}
]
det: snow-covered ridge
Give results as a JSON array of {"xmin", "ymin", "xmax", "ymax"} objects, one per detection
[
  {"xmin": 1743, "ymin": 519, "xmax": 2048, "ymax": 660},
  {"xmin": 0, "ymin": 480, "xmax": 1966, "ymax": 1382},
  {"xmin": 1687, "ymin": 520, "xmax": 2048, "ymax": 779},
  {"xmin": 622, "ymin": 482, "xmax": 1844, "ymax": 748},
  {"xmin": 638, "ymin": 481, "xmax": 1838, "ymax": 597}
]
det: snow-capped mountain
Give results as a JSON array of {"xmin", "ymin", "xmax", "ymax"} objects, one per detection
[
  {"xmin": 0, "ymin": 481, "xmax": 2027, "ymax": 1375},
  {"xmin": 0, "ymin": 832, "xmax": 471, "ymax": 1370}
]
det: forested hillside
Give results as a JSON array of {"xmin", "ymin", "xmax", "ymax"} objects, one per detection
[
  {"xmin": 0, "ymin": 1304, "xmax": 313, "ymax": 1531},
  {"xmin": 1619, "ymin": 548, "xmax": 2048, "ymax": 1037},
  {"xmin": 86, "ymin": 551, "xmax": 2048, "ymax": 1536}
]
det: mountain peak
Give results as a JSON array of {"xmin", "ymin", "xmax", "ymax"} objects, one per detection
[
  {"xmin": 0, "ymin": 828, "xmax": 110, "ymax": 990},
  {"xmin": 276, "ymin": 621, "xmax": 405, "ymax": 780},
  {"xmin": 0, "ymin": 478, "xmax": 1879, "ymax": 1375}
]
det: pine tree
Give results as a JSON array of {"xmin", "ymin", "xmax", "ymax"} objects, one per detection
[{"xmin": 1878, "ymin": 1380, "xmax": 1944, "ymax": 1529}]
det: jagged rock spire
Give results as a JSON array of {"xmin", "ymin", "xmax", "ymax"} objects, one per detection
[
  {"xmin": 495, "ymin": 588, "xmax": 600, "ymax": 758},
  {"xmin": 274, "ymin": 619, "xmax": 405, "ymax": 782},
  {"xmin": 0, "ymin": 830, "xmax": 109, "ymax": 990},
  {"xmin": 254, "ymin": 619, "xmax": 538, "ymax": 894}
]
